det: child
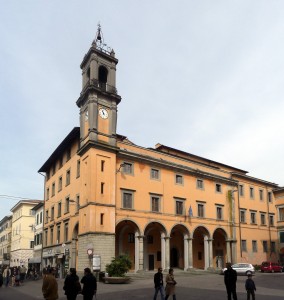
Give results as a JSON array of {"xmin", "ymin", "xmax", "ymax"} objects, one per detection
[{"xmin": 245, "ymin": 273, "xmax": 256, "ymax": 300}]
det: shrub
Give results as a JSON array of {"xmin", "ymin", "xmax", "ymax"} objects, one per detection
[{"xmin": 106, "ymin": 254, "xmax": 132, "ymax": 277}]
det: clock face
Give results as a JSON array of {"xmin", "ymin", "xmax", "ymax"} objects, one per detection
[{"xmin": 99, "ymin": 108, "xmax": 108, "ymax": 119}]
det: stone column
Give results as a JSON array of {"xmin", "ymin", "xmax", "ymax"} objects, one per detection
[
  {"xmin": 135, "ymin": 234, "xmax": 144, "ymax": 272},
  {"xmin": 135, "ymin": 233, "xmax": 139, "ymax": 272},
  {"xmin": 165, "ymin": 236, "xmax": 170, "ymax": 271},
  {"xmin": 204, "ymin": 235, "xmax": 209, "ymax": 270},
  {"xmin": 208, "ymin": 239, "xmax": 213, "ymax": 268},
  {"xmin": 188, "ymin": 238, "xmax": 193, "ymax": 268},
  {"xmin": 161, "ymin": 233, "xmax": 166, "ymax": 270},
  {"xmin": 226, "ymin": 240, "xmax": 231, "ymax": 263},
  {"xmin": 183, "ymin": 236, "xmax": 189, "ymax": 270}
]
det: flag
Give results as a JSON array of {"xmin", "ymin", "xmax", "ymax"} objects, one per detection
[{"xmin": 188, "ymin": 205, "xmax": 193, "ymax": 217}]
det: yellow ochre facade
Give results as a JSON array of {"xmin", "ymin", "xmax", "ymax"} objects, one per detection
[{"xmin": 39, "ymin": 29, "xmax": 283, "ymax": 275}]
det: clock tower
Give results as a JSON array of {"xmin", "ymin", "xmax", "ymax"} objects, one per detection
[
  {"xmin": 76, "ymin": 24, "xmax": 121, "ymax": 153},
  {"xmin": 76, "ymin": 25, "xmax": 121, "ymax": 271}
]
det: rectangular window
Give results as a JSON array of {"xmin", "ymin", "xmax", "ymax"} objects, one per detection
[
  {"xmin": 280, "ymin": 232, "xmax": 284, "ymax": 243},
  {"xmin": 123, "ymin": 162, "xmax": 133, "ymax": 175},
  {"xmin": 252, "ymin": 240, "xmax": 257, "ymax": 252},
  {"xmin": 51, "ymin": 182, "xmax": 55, "ymax": 197},
  {"xmin": 151, "ymin": 196, "xmax": 160, "ymax": 213},
  {"xmin": 263, "ymin": 241, "xmax": 268, "ymax": 252},
  {"xmin": 197, "ymin": 179, "xmax": 204, "ymax": 190},
  {"xmin": 64, "ymin": 223, "xmax": 68, "ymax": 242},
  {"xmin": 216, "ymin": 206, "xmax": 223, "ymax": 220},
  {"xmin": 58, "ymin": 177, "xmax": 62, "ymax": 192},
  {"xmin": 101, "ymin": 160, "xmax": 105, "ymax": 172},
  {"xmin": 51, "ymin": 207, "xmax": 54, "ymax": 221},
  {"xmin": 30, "ymin": 241, "xmax": 34, "ymax": 249},
  {"xmin": 260, "ymin": 213, "xmax": 266, "ymax": 225},
  {"xmin": 122, "ymin": 192, "xmax": 133, "ymax": 209},
  {"xmin": 101, "ymin": 182, "xmax": 104, "ymax": 194},
  {"xmin": 279, "ymin": 207, "xmax": 284, "ymax": 221},
  {"xmin": 151, "ymin": 168, "xmax": 160, "ymax": 180},
  {"xmin": 40, "ymin": 212, "xmax": 43, "ymax": 224},
  {"xmin": 50, "ymin": 227, "xmax": 54, "ymax": 245},
  {"xmin": 57, "ymin": 225, "xmax": 60, "ymax": 244},
  {"xmin": 58, "ymin": 202, "xmax": 62, "ymax": 217},
  {"xmin": 45, "ymin": 210, "xmax": 49, "ymax": 223},
  {"xmin": 241, "ymin": 240, "xmax": 247, "ymax": 252},
  {"xmin": 250, "ymin": 187, "xmax": 254, "ymax": 199},
  {"xmin": 100, "ymin": 213, "xmax": 104, "ymax": 225},
  {"xmin": 46, "ymin": 188, "xmax": 50, "ymax": 201},
  {"xmin": 59, "ymin": 156, "xmax": 63, "ymax": 168},
  {"xmin": 76, "ymin": 160, "xmax": 80, "ymax": 178},
  {"xmin": 259, "ymin": 190, "xmax": 263, "ymax": 201},
  {"xmin": 271, "ymin": 241, "xmax": 276, "ymax": 253},
  {"xmin": 268, "ymin": 192, "xmax": 272, "ymax": 203},
  {"xmin": 250, "ymin": 212, "xmax": 256, "ymax": 224},
  {"xmin": 128, "ymin": 233, "xmax": 135, "ymax": 243},
  {"xmin": 175, "ymin": 174, "xmax": 183, "ymax": 185},
  {"xmin": 215, "ymin": 183, "xmax": 222, "ymax": 193},
  {"xmin": 269, "ymin": 215, "xmax": 274, "ymax": 226},
  {"xmin": 240, "ymin": 210, "xmax": 246, "ymax": 223},
  {"xmin": 66, "ymin": 148, "xmax": 71, "ymax": 161},
  {"xmin": 75, "ymin": 195, "xmax": 80, "ymax": 213},
  {"xmin": 65, "ymin": 197, "xmax": 70, "ymax": 214},
  {"xmin": 239, "ymin": 185, "xmax": 244, "ymax": 196},
  {"xmin": 198, "ymin": 203, "xmax": 204, "ymax": 218},
  {"xmin": 36, "ymin": 214, "xmax": 39, "ymax": 225},
  {"xmin": 66, "ymin": 169, "xmax": 71, "ymax": 186},
  {"xmin": 51, "ymin": 164, "xmax": 56, "ymax": 176},
  {"xmin": 175, "ymin": 200, "xmax": 184, "ymax": 215}
]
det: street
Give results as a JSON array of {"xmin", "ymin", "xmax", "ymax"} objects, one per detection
[{"xmin": 0, "ymin": 272, "xmax": 284, "ymax": 300}]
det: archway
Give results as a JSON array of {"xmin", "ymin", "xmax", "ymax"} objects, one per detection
[
  {"xmin": 169, "ymin": 224, "xmax": 189, "ymax": 269},
  {"xmin": 192, "ymin": 226, "xmax": 210, "ymax": 269},
  {"xmin": 213, "ymin": 228, "xmax": 227, "ymax": 269},
  {"xmin": 144, "ymin": 222, "xmax": 167, "ymax": 271},
  {"xmin": 115, "ymin": 220, "xmax": 140, "ymax": 271}
]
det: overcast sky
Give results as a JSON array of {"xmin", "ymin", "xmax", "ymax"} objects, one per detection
[{"xmin": 1, "ymin": 0, "xmax": 284, "ymax": 220}]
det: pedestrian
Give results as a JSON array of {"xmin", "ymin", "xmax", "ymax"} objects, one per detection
[
  {"xmin": 224, "ymin": 262, "xmax": 238, "ymax": 300},
  {"xmin": 165, "ymin": 268, "xmax": 177, "ymax": 300},
  {"xmin": 20, "ymin": 265, "xmax": 27, "ymax": 283},
  {"xmin": 153, "ymin": 267, "xmax": 165, "ymax": 300},
  {"xmin": 245, "ymin": 273, "xmax": 256, "ymax": 300},
  {"xmin": 63, "ymin": 268, "xmax": 81, "ymax": 300},
  {"xmin": 0, "ymin": 272, "xmax": 3, "ymax": 288},
  {"xmin": 80, "ymin": 267, "xmax": 97, "ymax": 300},
  {"xmin": 2, "ymin": 266, "xmax": 10, "ymax": 287},
  {"xmin": 42, "ymin": 267, "xmax": 58, "ymax": 300}
]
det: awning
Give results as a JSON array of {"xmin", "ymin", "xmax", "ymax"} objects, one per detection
[
  {"xmin": 57, "ymin": 254, "xmax": 64, "ymax": 259},
  {"xmin": 28, "ymin": 257, "xmax": 42, "ymax": 264}
]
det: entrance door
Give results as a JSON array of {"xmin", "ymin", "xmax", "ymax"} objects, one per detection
[
  {"xmin": 170, "ymin": 248, "xmax": 178, "ymax": 268},
  {"xmin": 148, "ymin": 254, "xmax": 154, "ymax": 270}
]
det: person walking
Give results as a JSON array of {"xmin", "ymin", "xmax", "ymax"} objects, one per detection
[
  {"xmin": 42, "ymin": 268, "xmax": 58, "ymax": 300},
  {"xmin": 63, "ymin": 268, "xmax": 81, "ymax": 300},
  {"xmin": 153, "ymin": 267, "xmax": 165, "ymax": 300},
  {"xmin": 224, "ymin": 262, "xmax": 238, "ymax": 300},
  {"xmin": 245, "ymin": 273, "xmax": 256, "ymax": 300},
  {"xmin": 3, "ymin": 266, "xmax": 10, "ymax": 287},
  {"xmin": 165, "ymin": 268, "xmax": 177, "ymax": 300},
  {"xmin": 80, "ymin": 268, "xmax": 97, "ymax": 300},
  {"xmin": 20, "ymin": 265, "xmax": 27, "ymax": 283}
]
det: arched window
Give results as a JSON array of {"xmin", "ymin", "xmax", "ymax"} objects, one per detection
[{"xmin": 98, "ymin": 66, "xmax": 108, "ymax": 84}]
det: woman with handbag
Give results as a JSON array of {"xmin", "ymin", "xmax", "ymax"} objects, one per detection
[
  {"xmin": 165, "ymin": 268, "xmax": 177, "ymax": 300},
  {"xmin": 63, "ymin": 268, "xmax": 81, "ymax": 300}
]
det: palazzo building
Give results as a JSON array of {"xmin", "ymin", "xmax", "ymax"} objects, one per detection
[{"xmin": 39, "ymin": 27, "xmax": 282, "ymax": 274}]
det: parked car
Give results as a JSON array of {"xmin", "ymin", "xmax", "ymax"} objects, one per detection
[
  {"xmin": 260, "ymin": 261, "xmax": 283, "ymax": 273},
  {"xmin": 221, "ymin": 263, "xmax": 255, "ymax": 275}
]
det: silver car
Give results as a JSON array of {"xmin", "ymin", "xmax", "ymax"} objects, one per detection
[{"xmin": 222, "ymin": 263, "xmax": 255, "ymax": 275}]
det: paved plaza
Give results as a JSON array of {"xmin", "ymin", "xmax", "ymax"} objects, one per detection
[{"xmin": 0, "ymin": 271, "xmax": 284, "ymax": 299}]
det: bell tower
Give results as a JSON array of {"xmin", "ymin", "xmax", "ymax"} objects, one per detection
[{"xmin": 77, "ymin": 24, "xmax": 121, "ymax": 153}]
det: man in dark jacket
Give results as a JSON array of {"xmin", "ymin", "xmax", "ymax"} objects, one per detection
[
  {"xmin": 63, "ymin": 268, "xmax": 81, "ymax": 300},
  {"xmin": 153, "ymin": 267, "xmax": 165, "ymax": 300},
  {"xmin": 80, "ymin": 268, "xmax": 97, "ymax": 300},
  {"xmin": 224, "ymin": 263, "xmax": 238, "ymax": 300}
]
